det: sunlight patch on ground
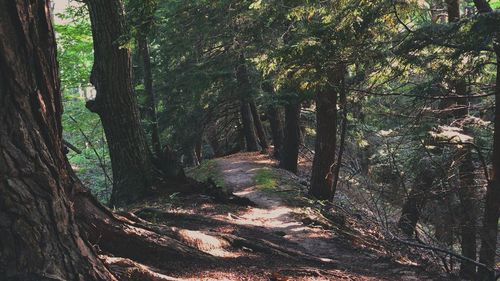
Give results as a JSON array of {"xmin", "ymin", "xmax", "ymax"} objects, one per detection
[{"xmin": 176, "ymin": 229, "xmax": 240, "ymax": 258}]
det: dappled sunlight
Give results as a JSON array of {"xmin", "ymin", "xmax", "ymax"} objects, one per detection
[{"xmin": 176, "ymin": 229, "xmax": 241, "ymax": 258}]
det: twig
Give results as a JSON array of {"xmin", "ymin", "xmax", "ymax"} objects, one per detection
[{"xmin": 68, "ymin": 115, "xmax": 113, "ymax": 185}]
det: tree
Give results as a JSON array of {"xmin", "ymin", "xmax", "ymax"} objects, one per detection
[
  {"xmin": 237, "ymin": 55, "xmax": 260, "ymax": 152},
  {"xmin": 138, "ymin": 33, "xmax": 162, "ymax": 157},
  {"xmin": 280, "ymin": 96, "xmax": 301, "ymax": 173},
  {"xmin": 0, "ymin": 1, "xmax": 116, "ymax": 279},
  {"xmin": 309, "ymin": 65, "xmax": 345, "ymax": 200},
  {"xmin": 263, "ymin": 81, "xmax": 285, "ymax": 158},
  {"xmin": 85, "ymin": 0, "xmax": 156, "ymax": 207},
  {"xmin": 129, "ymin": 0, "xmax": 162, "ymax": 157},
  {"xmin": 472, "ymin": 1, "xmax": 500, "ymax": 279},
  {"xmin": 250, "ymin": 98, "xmax": 269, "ymax": 152},
  {"xmin": 444, "ymin": 1, "xmax": 478, "ymax": 278}
]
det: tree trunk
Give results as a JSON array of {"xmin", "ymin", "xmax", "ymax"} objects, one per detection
[
  {"xmin": 472, "ymin": 2, "xmax": 500, "ymax": 279},
  {"xmin": 240, "ymin": 101, "xmax": 260, "ymax": 152},
  {"xmin": 398, "ymin": 166, "xmax": 435, "ymax": 237},
  {"xmin": 138, "ymin": 35, "xmax": 162, "ymax": 157},
  {"xmin": 445, "ymin": 2, "xmax": 478, "ymax": 277},
  {"xmin": 332, "ymin": 83, "xmax": 348, "ymax": 199},
  {"xmin": 195, "ymin": 136, "xmax": 203, "ymax": 163},
  {"xmin": 0, "ymin": 1, "xmax": 115, "ymax": 279},
  {"xmin": 249, "ymin": 99, "xmax": 269, "ymax": 152},
  {"xmin": 457, "ymin": 145, "xmax": 478, "ymax": 279},
  {"xmin": 478, "ymin": 49, "xmax": 500, "ymax": 281},
  {"xmin": 280, "ymin": 100, "xmax": 301, "ymax": 173},
  {"xmin": 309, "ymin": 65, "xmax": 345, "ymax": 200},
  {"xmin": 263, "ymin": 82, "xmax": 285, "ymax": 159},
  {"xmin": 85, "ymin": 0, "xmax": 155, "ymax": 207},
  {"xmin": 236, "ymin": 55, "xmax": 259, "ymax": 152},
  {"xmin": 268, "ymin": 105, "xmax": 285, "ymax": 159}
]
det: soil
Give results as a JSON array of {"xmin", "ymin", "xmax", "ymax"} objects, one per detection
[{"xmin": 133, "ymin": 152, "xmax": 448, "ymax": 281}]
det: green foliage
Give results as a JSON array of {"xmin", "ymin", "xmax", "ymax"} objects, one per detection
[
  {"xmin": 56, "ymin": 5, "xmax": 112, "ymax": 203},
  {"xmin": 54, "ymin": 6, "xmax": 93, "ymax": 90}
]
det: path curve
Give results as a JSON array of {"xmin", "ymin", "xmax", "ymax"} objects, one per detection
[{"xmin": 214, "ymin": 152, "xmax": 441, "ymax": 281}]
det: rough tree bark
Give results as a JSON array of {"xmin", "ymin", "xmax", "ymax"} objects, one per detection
[
  {"xmin": 249, "ymin": 99, "xmax": 269, "ymax": 152},
  {"xmin": 0, "ymin": 1, "xmax": 115, "ymax": 279},
  {"xmin": 309, "ymin": 65, "xmax": 345, "ymax": 200},
  {"xmin": 85, "ymin": 0, "xmax": 155, "ymax": 207},
  {"xmin": 263, "ymin": 81, "xmax": 285, "ymax": 159},
  {"xmin": 138, "ymin": 35, "xmax": 162, "ymax": 157},
  {"xmin": 280, "ymin": 99, "xmax": 301, "ymax": 173},
  {"xmin": 473, "ymin": 2, "xmax": 500, "ymax": 279}
]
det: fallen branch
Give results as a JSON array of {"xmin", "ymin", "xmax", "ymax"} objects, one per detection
[
  {"xmin": 391, "ymin": 235, "xmax": 497, "ymax": 279},
  {"xmin": 63, "ymin": 139, "xmax": 82, "ymax": 154}
]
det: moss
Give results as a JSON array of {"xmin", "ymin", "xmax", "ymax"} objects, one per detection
[
  {"xmin": 253, "ymin": 168, "xmax": 278, "ymax": 190},
  {"xmin": 186, "ymin": 160, "xmax": 226, "ymax": 188}
]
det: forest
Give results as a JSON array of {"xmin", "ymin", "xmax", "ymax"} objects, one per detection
[{"xmin": 0, "ymin": 0, "xmax": 499, "ymax": 280}]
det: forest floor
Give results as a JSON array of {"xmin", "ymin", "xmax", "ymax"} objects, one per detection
[{"xmin": 130, "ymin": 152, "xmax": 449, "ymax": 281}]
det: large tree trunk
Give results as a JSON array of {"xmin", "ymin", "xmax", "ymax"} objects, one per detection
[
  {"xmin": 138, "ymin": 35, "xmax": 162, "ymax": 157},
  {"xmin": 263, "ymin": 82, "xmax": 285, "ymax": 159},
  {"xmin": 280, "ymin": 100, "xmax": 301, "ymax": 173},
  {"xmin": 473, "ymin": 2, "xmax": 500, "ymax": 279},
  {"xmin": 0, "ymin": 1, "xmax": 115, "ymax": 279},
  {"xmin": 249, "ymin": 99, "xmax": 269, "ymax": 152},
  {"xmin": 85, "ymin": 0, "xmax": 155, "ymax": 207},
  {"xmin": 309, "ymin": 65, "xmax": 345, "ymax": 200}
]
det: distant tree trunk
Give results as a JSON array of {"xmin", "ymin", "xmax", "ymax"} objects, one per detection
[
  {"xmin": 478, "ymin": 50, "xmax": 500, "ymax": 281},
  {"xmin": 473, "ymin": 2, "xmax": 500, "ymax": 279},
  {"xmin": 332, "ymin": 84, "xmax": 348, "ymax": 199},
  {"xmin": 398, "ymin": 166, "xmax": 434, "ymax": 237},
  {"xmin": 446, "ymin": 2, "xmax": 478, "ymax": 277},
  {"xmin": 85, "ymin": 0, "xmax": 155, "ymax": 207},
  {"xmin": 0, "ymin": 1, "xmax": 115, "ymax": 279},
  {"xmin": 240, "ymin": 101, "xmax": 259, "ymax": 151},
  {"xmin": 457, "ymin": 145, "xmax": 478, "ymax": 279},
  {"xmin": 280, "ymin": 100, "xmax": 301, "ymax": 173},
  {"xmin": 195, "ymin": 136, "xmax": 203, "ymax": 163},
  {"xmin": 250, "ymin": 99, "xmax": 269, "ymax": 152},
  {"xmin": 138, "ymin": 35, "xmax": 161, "ymax": 157},
  {"xmin": 263, "ymin": 81, "xmax": 285, "ymax": 158},
  {"xmin": 183, "ymin": 146, "xmax": 199, "ymax": 167},
  {"xmin": 309, "ymin": 65, "xmax": 345, "ymax": 200},
  {"xmin": 236, "ymin": 55, "xmax": 259, "ymax": 152},
  {"xmin": 268, "ymin": 106, "xmax": 285, "ymax": 158}
]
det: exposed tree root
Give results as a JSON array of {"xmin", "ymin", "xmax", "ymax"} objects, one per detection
[
  {"xmin": 132, "ymin": 207, "xmax": 335, "ymax": 264},
  {"xmin": 72, "ymin": 186, "xmax": 215, "ymax": 268},
  {"xmin": 102, "ymin": 256, "xmax": 183, "ymax": 281}
]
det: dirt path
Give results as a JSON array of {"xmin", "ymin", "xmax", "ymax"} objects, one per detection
[
  {"xmin": 216, "ymin": 153, "xmax": 342, "ymax": 262},
  {"xmin": 211, "ymin": 152, "xmax": 442, "ymax": 281}
]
